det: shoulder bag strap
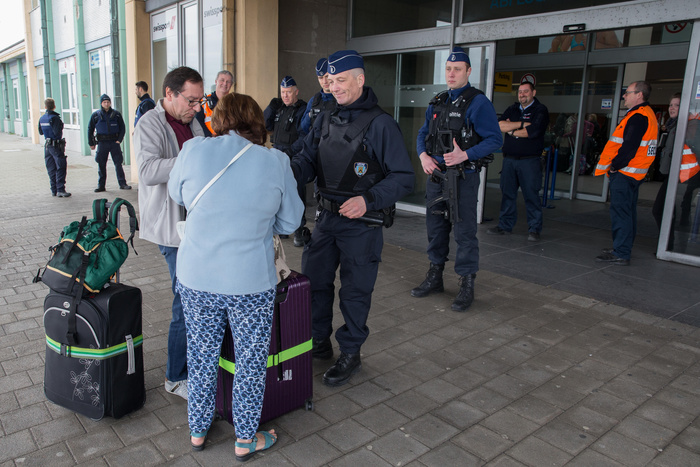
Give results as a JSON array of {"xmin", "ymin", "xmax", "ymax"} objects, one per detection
[{"xmin": 188, "ymin": 142, "xmax": 254, "ymax": 214}]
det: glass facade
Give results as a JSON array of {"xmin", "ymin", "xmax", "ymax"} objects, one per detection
[
  {"xmin": 352, "ymin": 0, "xmax": 452, "ymax": 38},
  {"xmin": 151, "ymin": 0, "xmax": 223, "ymax": 97},
  {"xmin": 462, "ymin": 0, "xmax": 632, "ymax": 24},
  {"xmin": 89, "ymin": 46, "xmax": 114, "ymax": 111},
  {"xmin": 58, "ymin": 57, "xmax": 78, "ymax": 126}
]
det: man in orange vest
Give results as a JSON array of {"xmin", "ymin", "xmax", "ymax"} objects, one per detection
[
  {"xmin": 196, "ymin": 70, "xmax": 234, "ymax": 136},
  {"xmin": 594, "ymin": 81, "xmax": 658, "ymax": 265}
]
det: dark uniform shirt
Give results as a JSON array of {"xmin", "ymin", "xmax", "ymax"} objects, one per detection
[{"xmin": 499, "ymin": 97, "xmax": 549, "ymax": 158}]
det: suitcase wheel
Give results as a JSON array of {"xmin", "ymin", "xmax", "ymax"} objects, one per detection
[{"xmin": 305, "ymin": 399, "xmax": 314, "ymax": 411}]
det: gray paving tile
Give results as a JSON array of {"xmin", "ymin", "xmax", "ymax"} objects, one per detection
[
  {"xmin": 460, "ymin": 386, "xmax": 511, "ymax": 415},
  {"xmin": 312, "ymin": 393, "xmax": 363, "ymax": 424},
  {"xmin": 319, "ymin": 419, "xmax": 376, "ymax": 452},
  {"xmin": 432, "ymin": 399, "xmax": 487, "ymax": 430},
  {"xmin": 401, "ymin": 413, "xmax": 460, "ymax": 448},
  {"xmin": 506, "ymin": 395, "xmax": 562, "ymax": 425},
  {"xmin": 413, "ymin": 378, "xmax": 464, "ymax": 404},
  {"xmin": 534, "ymin": 418, "xmax": 596, "ymax": 455},
  {"xmin": 274, "ymin": 406, "xmax": 330, "ymax": 440},
  {"xmin": 530, "ymin": 380, "xmax": 587, "ymax": 410},
  {"xmin": 613, "ymin": 414, "xmax": 676, "ymax": 450},
  {"xmin": 102, "ymin": 440, "xmax": 166, "ymax": 466},
  {"xmin": 352, "ymin": 403, "xmax": 409, "ymax": 436},
  {"xmin": 11, "ymin": 442, "xmax": 76, "ymax": 467},
  {"xmin": 592, "ymin": 431, "xmax": 658, "ymax": 465},
  {"xmin": 279, "ymin": 433, "xmax": 343, "ymax": 466},
  {"xmin": 634, "ymin": 399, "xmax": 694, "ymax": 432},
  {"xmin": 0, "ymin": 402, "xmax": 51, "ymax": 434},
  {"xmin": 65, "ymin": 427, "xmax": 123, "ymax": 462},
  {"xmin": 558, "ymin": 406, "xmax": 618, "ymax": 436},
  {"xmin": 481, "ymin": 410, "xmax": 539, "ymax": 443},
  {"xmin": 370, "ymin": 429, "xmax": 430, "ymax": 465},
  {"xmin": 580, "ymin": 391, "xmax": 637, "ymax": 421},
  {"xmin": 507, "ymin": 435, "xmax": 573, "ymax": 466},
  {"xmin": 565, "ymin": 449, "xmax": 625, "ymax": 466},
  {"xmin": 30, "ymin": 414, "xmax": 85, "ymax": 449},
  {"xmin": 417, "ymin": 442, "xmax": 482, "ymax": 466},
  {"xmin": 384, "ymin": 389, "xmax": 440, "ymax": 419},
  {"xmin": 649, "ymin": 444, "xmax": 700, "ymax": 467},
  {"xmin": 452, "ymin": 424, "xmax": 514, "ymax": 461},
  {"xmin": 0, "ymin": 429, "xmax": 37, "ymax": 463},
  {"xmin": 328, "ymin": 447, "xmax": 392, "ymax": 467},
  {"xmin": 483, "ymin": 374, "xmax": 535, "ymax": 400}
]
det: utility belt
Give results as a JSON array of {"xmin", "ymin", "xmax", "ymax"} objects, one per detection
[
  {"xmin": 430, "ymin": 157, "xmax": 494, "ymax": 183},
  {"xmin": 317, "ymin": 196, "xmax": 395, "ymax": 228},
  {"xmin": 96, "ymin": 134, "xmax": 119, "ymax": 142},
  {"xmin": 46, "ymin": 138, "xmax": 66, "ymax": 149}
]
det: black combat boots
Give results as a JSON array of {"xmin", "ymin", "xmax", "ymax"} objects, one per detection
[
  {"xmin": 312, "ymin": 337, "xmax": 333, "ymax": 360},
  {"xmin": 411, "ymin": 263, "xmax": 445, "ymax": 298},
  {"xmin": 322, "ymin": 352, "xmax": 361, "ymax": 387},
  {"xmin": 452, "ymin": 273, "xmax": 476, "ymax": 312}
]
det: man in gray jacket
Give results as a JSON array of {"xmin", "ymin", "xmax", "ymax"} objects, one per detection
[{"xmin": 134, "ymin": 66, "xmax": 205, "ymax": 400}]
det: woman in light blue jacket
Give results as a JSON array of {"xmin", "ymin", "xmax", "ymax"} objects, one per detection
[{"xmin": 168, "ymin": 93, "xmax": 303, "ymax": 461}]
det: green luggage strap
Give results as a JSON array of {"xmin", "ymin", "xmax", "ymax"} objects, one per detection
[
  {"xmin": 46, "ymin": 334, "xmax": 143, "ymax": 359},
  {"xmin": 219, "ymin": 338, "xmax": 312, "ymax": 374}
]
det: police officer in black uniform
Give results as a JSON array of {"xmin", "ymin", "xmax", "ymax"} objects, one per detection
[
  {"xmin": 292, "ymin": 50, "xmax": 414, "ymax": 387},
  {"xmin": 265, "ymin": 76, "xmax": 308, "ymax": 245},
  {"xmin": 38, "ymin": 98, "xmax": 71, "ymax": 197},
  {"xmin": 87, "ymin": 94, "xmax": 130, "ymax": 192},
  {"xmin": 411, "ymin": 47, "xmax": 502, "ymax": 312},
  {"xmin": 300, "ymin": 58, "xmax": 336, "ymax": 135}
]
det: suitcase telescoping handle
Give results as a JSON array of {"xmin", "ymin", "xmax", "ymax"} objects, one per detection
[{"xmin": 273, "ymin": 279, "xmax": 289, "ymax": 381}]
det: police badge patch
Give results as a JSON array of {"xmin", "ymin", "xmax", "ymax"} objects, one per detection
[{"xmin": 354, "ymin": 162, "xmax": 368, "ymax": 177}]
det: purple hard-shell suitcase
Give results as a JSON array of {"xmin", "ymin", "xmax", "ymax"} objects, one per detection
[{"xmin": 216, "ymin": 271, "xmax": 313, "ymax": 425}]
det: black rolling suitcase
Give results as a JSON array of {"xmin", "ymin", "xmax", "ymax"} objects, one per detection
[
  {"xmin": 40, "ymin": 199, "xmax": 145, "ymax": 419},
  {"xmin": 43, "ymin": 283, "xmax": 145, "ymax": 419}
]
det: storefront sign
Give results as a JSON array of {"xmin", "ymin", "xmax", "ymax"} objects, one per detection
[
  {"xmin": 601, "ymin": 98, "xmax": 612, "ymax": 109},
  {"xmin": 202, "ymin": 0, "xmax": 223, "ymax": 28},
  {"xmin": 152, "ymin": 9, "xmax": 176, "ymax": 41},
  {"xmin": 89, "ymin": 51, "xmax": 100, "ymax": 69},
  {"xmin": 494, "ymin": 71, "xmax": 512, "ymax": 93}
]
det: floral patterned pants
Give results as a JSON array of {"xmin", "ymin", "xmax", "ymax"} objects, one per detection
[{"xmin": 176, "ymin": 281, "xmax": 275, "ymax": 439}]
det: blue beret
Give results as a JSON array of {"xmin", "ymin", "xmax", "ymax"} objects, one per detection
[
  {"xmin": 280, "ymin": 76, "xmax": 297, "ymax": 87},
  {"xmin": 328, "ymin": 50, "xmax": 364, "ymax": 75},
  {"xmin": 315, "ymin": 58, "xmax": 328, "ymax": 77},
  {"xmin": 447, "ymin": 47, "xmax": 471, "ymax": 66},
  {"xmin": 100, "ymin": 94, "xmax": 111, "ymax": 103}
]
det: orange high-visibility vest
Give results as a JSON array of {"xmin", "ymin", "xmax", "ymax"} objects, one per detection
[
  {"xmin": 202, "ymin": 94, "xmax": 216, "ymax": 135},
  {"xmin": 680, "ymin": 144, "xmax": 699, "ymax": 182},
  {"xmin": 595, "ymin": 104, "xmax": 658, "ymax": 180}
]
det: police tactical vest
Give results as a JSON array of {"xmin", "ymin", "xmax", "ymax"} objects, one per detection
[
  {"xmin": 425, "ymin": 87, "xmax": 483, "ymax": 156},
  {"xmin": 40, "ymin": 112, "xmax": 59, "ymax": 140},
  {"xmin": 316, "ymin": 106, "xmax": 386, "ymax": 197},
  {"xmin": 96, "ymin": 110, "xmax": 120, "ymax": 135},
  {"xmin": 272, "ymin": 101, "xmax": 305, "ymax": 146},
  {"xmin": 309, "ymin": 93, "xmax": 336, "ymax": 126}
]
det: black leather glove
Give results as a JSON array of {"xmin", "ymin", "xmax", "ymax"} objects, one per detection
[{"xmin": 269, "ymin": 97, "xmax": 283, "ymax": 112}]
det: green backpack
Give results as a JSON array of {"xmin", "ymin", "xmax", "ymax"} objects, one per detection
[{"xmin": 35, "ymin": 198, "xmax": 138, "ymax": 296}]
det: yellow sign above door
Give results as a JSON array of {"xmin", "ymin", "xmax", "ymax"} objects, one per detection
[{"xmin": 495, "ymin": 72, "xmax": 513, "ymax": 93}]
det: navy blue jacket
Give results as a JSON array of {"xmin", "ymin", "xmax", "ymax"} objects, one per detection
[
  {"xmin": 301, "ymin": 91, "xmax": 335, "ymax": 134},
  {"xmin": 292, "ymin": 87, "xmax": 415, "ymax": 211},
  {"xmin": 417, "ymin": 83, "xmax": 502, "ymax": 170},
  {"xmin": 134, "ymin": 93, "xmax": 156, "ymax": 126},
  {"xmin": 87, "ymin": 108, "xmax": 126, "ymax": 146},
  {"xmin": 499, "ymin": 97, "xmax": 550, "ymax": 157},
  {"xmin": 38, "ymin": 110, "xmax": 63, "ymax": 140}
]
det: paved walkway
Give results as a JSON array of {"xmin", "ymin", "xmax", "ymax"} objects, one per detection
[{"xmin": 0, "ymin": 132, "xmax": 699, "ymax": 466}]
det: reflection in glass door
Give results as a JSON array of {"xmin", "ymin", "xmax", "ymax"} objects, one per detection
[{"xmin": 575, "ymin": 65, "xmax": 622, "ymax": 201}]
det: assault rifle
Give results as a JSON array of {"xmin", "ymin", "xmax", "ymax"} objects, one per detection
[{"xmin": 428, "ymin": 165, "xmax": 464, "ymax": 224}]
